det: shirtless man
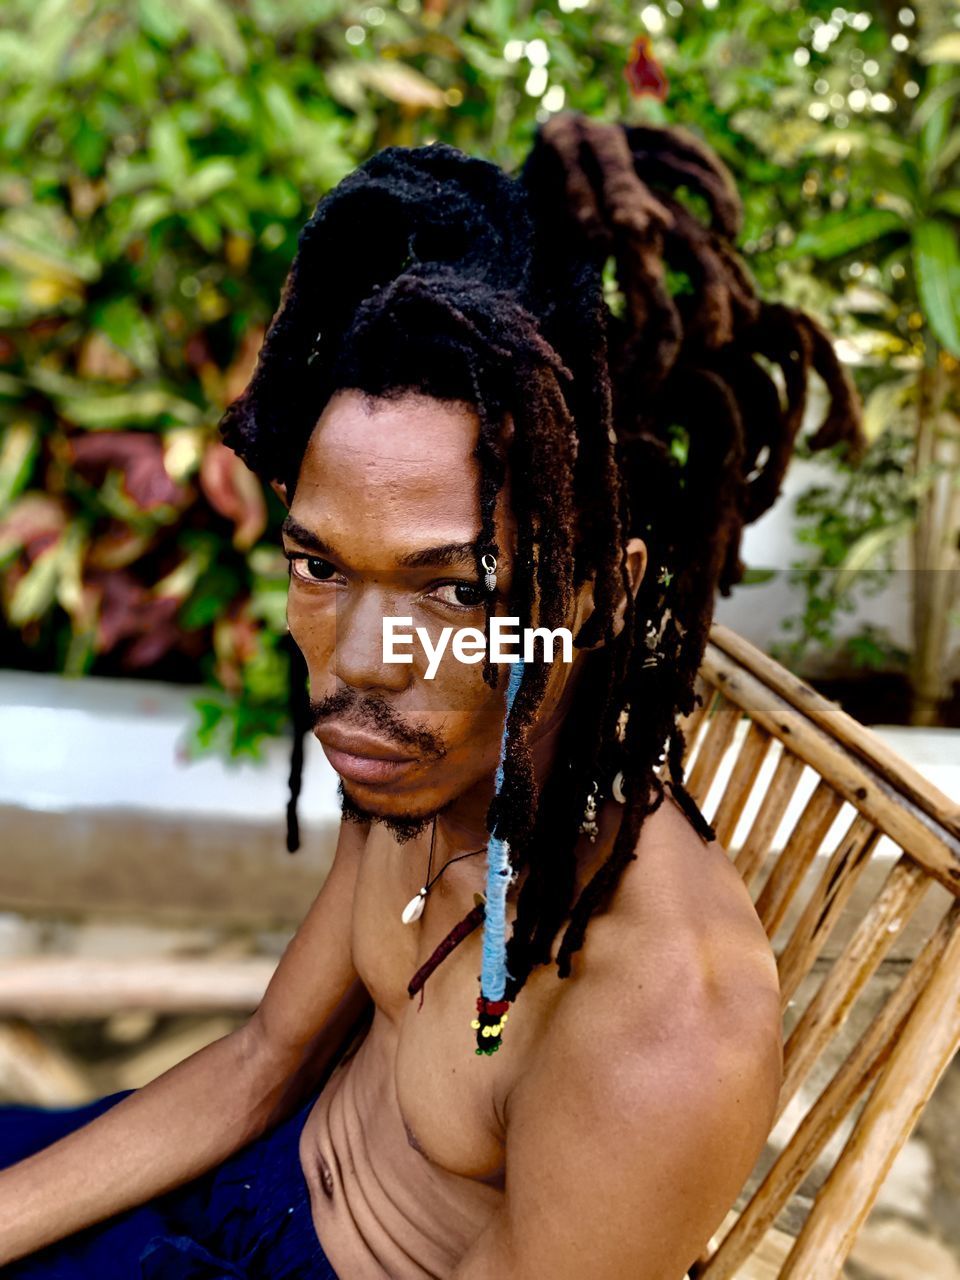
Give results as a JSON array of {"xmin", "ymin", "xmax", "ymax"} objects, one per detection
[{"xmin": 0, "ymin": 111, "xmax": 862, "ymax": 1277}]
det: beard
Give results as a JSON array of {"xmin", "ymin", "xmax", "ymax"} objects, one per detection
[{"xmin": 336, "ymin": 780, "xmax": 450, "ymax": 845}]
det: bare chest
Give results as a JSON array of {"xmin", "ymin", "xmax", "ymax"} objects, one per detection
[{"xmin": 348, "ymin": 831, "xmax": 545, "ymax": 1182}]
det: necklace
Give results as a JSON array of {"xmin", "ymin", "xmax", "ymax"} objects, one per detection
[{"xmin": 401, "ymin": 816, "xmax": 486, "ymax": 924}]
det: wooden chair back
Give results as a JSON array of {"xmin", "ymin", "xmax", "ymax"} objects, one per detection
[{"xmin": 680, "ymin": 624, "xmax": 960, "ymax": 1280}]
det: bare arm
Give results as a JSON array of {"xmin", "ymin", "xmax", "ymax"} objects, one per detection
[{"xmin": 0, "ymin": 817, "xmax": 370, "ymax": 1266}]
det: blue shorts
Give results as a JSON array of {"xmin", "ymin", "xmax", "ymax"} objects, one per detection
[{"xmin": 0, "ymin": 1091, "xmax": 339, "ymax": 1278}]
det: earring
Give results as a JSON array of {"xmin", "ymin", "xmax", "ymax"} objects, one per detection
[
  {"xmin": 615, "ymin": 703, "xmax": 630, "ymax": 743},
  {"xmin": 579, "ymin": 781, "xmax": 599, "ymax": 842},
  {"xmin": 612, "ymin": 771, "xmax": 626, "ymax": 804},
  {"xmin": 481, "ymin": 553, "xmax": 497, "ymax": 593}
]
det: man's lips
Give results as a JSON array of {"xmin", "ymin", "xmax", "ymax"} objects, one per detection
[{"xmin": 315, "ymin": 725, "xmax": 419, "ymax": 785}]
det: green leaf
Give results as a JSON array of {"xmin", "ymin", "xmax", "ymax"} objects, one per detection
[
  {"xmin": 0, "ymin": 421, "xmax": 39, "ymax": 513},
  {"xmin": 149, "ymin": 116, "xmax": 191, "ymax": 190},
  {"xmin": 789, "ymin": 211, "xmax": 905, "ymax": 262},
  {"xmin": 913, "ymin": 219, "xmax": 960, "ymax": 357},
  {"xmin": 862, "ymin": 377, "xmax": 913, "ymax": 445},
  {"xmin": 36, "ymin": 378, "xmax": 204, "ymax": 429},
  {"xmin": 91, "ymin": 296, "xmax": 159, "ymax": 372},
  {"xmin": 179, "ymin": 158, "xmax": 237, "ymax": 206},
  {"xmin": 186, "ymin": 207, "xmax": 223, "ymax": 253},
  {"xmin": 919, "ymin": 34, "xmax": 960, "ymax": 65},
  {"xmin": 123, "ymin": 192, "xmax": 174, "ymax": 237},
  {"xmin": 831, "ymin": 518, "xmax": 913, "ymax": 598},
  {"xmin": 136, "ymin": 0, "xmax": 188, "ymax": 44},
  {"xmin": 918, "ymin": 63, "xmax": 957, "ymax": 179},
  {"xmin": 0, "ymin": 205, "xmax": 101, "ymax": 284},
  {"xmin": 9, "ymin": 544, "xmax": 60, "ymax": 625},
  {"xmin": 931, "ymin": 190, "xmax": 960, "ymax": 218},
  {"xmin": 174, "ymin": 0, "xmax": 248, "ymax": 72},
  {"xmin": 930, "ymin": 132, "xmax": 960, "ymax": 184},
  {"xmin": 262, "ymin": 81, "xmax": 301, "ymax": 142}
]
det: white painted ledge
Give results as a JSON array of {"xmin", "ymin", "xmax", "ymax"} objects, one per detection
[
  {"xmin": 0, "ymin": 669, "xmax": 958, "ymax": 929},
  {"xmin": 0, "ymin": 670, "xmax": 340, "ymax": 825}
]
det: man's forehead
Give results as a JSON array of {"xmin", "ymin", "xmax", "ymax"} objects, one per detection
[
  {"xmin": 307, "ymin": 388, "xmax": 483, "ymax": 460},
  {"xmin": 290, "ymin": 389, "xmax": 517, "ymax": 553},
  {"xmin": 295, "ymin": 393, "xmax": 482, "ymax": 508}
]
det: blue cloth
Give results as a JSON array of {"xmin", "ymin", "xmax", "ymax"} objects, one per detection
[{"xmin": 0, "ymin": 1091, "xmax": 339, "ymax": 1278}]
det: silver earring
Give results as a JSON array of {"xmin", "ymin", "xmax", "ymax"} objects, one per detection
[
  {"xmin": 579, "ymin": 781, "xmax": 599, "ymax": 842},
  {"xmin": 612, "ymin": 771, "xmax": 626, "ymax": 804},
  {"xmin": 481, "ymin": 553, "xmax": 497, "ymax": 593}
]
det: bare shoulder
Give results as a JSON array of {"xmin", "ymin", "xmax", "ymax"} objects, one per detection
[
  {"xmin": 516, "ymin": 781, "xmax": 784, "ymax": 1142},
  {"xmin": 467, "ymin": 795, "xmax": 784, "ymax": 1279},
  {"xmin": 608, "ymin": 786, "xmax": 782, "ymax": 1053},
  {"xmin": 514, "ymin": 784, "xmax": 783, "ymax": 1063}
]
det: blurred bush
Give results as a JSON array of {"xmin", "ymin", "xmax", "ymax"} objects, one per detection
[{"xmin": 1, "ymin": 0, "xmax": 956, "ymax": 746}]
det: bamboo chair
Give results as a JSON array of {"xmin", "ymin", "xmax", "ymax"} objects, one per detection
[
  {"xmin": 678, "ymin": 624, "xmax": 960, "ymax": 1280},
  {"xmin": 1, "ymin": 624, "xmax": 957, "ymax": 1277}
]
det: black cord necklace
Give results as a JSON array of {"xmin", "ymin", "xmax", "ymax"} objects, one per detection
[{"xmin": 401, "ymin": 815, "xmax": 486, "ymax": 925}]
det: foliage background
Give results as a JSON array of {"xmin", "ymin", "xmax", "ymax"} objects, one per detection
[{"xmin": 1, "ymin": 0, "xmax": 958, "ymax": 751}]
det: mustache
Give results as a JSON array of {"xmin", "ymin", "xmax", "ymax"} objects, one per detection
[{"xmin": 308, "ymin": 686, "xmax": 447, "ymax": 759}]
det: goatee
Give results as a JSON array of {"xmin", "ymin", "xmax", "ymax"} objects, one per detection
[{"xmin": 337, "ymin": 781, "xmax": 441, "ymax": 845}]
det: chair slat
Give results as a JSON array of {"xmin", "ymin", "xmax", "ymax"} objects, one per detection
[
  {"xmin": 678, "ymin": 680, "xmax": 718, "ymax": 763},
  {"xmin": 712, "ymin": 721, "xmax": 772, "ymax": 849},
  {"xmin": 733, "ymin": 750, "xmax": 807, "ymax": 892},
  {"xmin": 685, "ymin": 697, "xmax": 743, "ymax": 803},
  {"xmin": 776, "ymin": 815, "xmax": 880, "ymax": 1010},
  {"xmin": 695, "ymin": 901, "xmax": 957, "ymax": 1280},
  {"xmin": 710, "ymin": 624, "xmax": 960, "ymax": 842},
  {"xmin": 778, "ymin": 855, "xmax": 929, "ymax": 1120},
  {"xmin": 778, "ymin": 906, "xmax": 960, "ymax": 1279},
  {"xmin": 754, "ymin": 781, "xmax": 846, "ymax": 938},
  {"xmin": 702, "ymin": 645, "xmax": 960, "ymax": 896}
]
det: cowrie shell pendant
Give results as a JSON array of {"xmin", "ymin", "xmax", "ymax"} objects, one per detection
[{"xmin": 401, "ymin": 890, "xmax": 427, "ymax": 925}]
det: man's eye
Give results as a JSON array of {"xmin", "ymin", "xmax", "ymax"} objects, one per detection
[
  {"xmin": 431, "ymin": 581, "xmax": 486, "ymax": 609},
  {"xmin": 289, "ymin": 555, "xmax": 337, "ymax": 583}
]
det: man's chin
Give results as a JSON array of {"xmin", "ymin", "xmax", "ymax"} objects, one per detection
[{"xmin": 337, "ymin": 780, "xmax": 443, "ymax": 844}]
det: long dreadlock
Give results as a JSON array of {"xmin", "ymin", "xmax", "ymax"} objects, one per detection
[{"xmin": 219, "ymin": 111, "xmax": 864, "ymax": 1021}]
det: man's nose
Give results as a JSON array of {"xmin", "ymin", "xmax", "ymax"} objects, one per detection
[{"xmin": 334, "ymin": 589, "xmax": 410, "ymax": 692}]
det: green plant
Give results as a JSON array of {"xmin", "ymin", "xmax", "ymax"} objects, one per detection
[
  {"xmin": 2, "ymin": 0, "xmax": 948, "ymax": 745},
  {"xmin": 770, "ymin": 4, "xmax": 960, "ymax": 722}
]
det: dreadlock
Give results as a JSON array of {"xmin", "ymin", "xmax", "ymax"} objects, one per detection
[{"xmin": 219, "ymin": 111, "xmax": 864, "ymax": 1014}]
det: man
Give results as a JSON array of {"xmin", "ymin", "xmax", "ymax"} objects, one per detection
[{"xmin": 0, "ymin": 112, "xmax": 862, "ymax": 1277}]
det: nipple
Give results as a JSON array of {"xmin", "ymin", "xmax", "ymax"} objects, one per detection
[{"xmin": 318, "ymin": 1152, "xmax": 335, "ymax": 1199}]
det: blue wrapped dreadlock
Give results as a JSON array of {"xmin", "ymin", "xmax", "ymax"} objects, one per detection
[{"xmin": 472, "ymin": 657, "xmax": 526, "ymax": 1055}]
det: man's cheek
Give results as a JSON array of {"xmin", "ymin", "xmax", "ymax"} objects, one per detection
[
  {"xmin": 287, "ymin": 603, "xmax": 336, "ymax": 667},
  {"xmin": 424, "ymin": 650, "xmax": 499, "ymax": 718}
]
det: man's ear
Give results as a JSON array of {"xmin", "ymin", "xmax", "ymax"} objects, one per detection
[
  {"xmin": 574, "ymin": 537, "xmax": 648, "ymax": 650},
  {"xmin": 611, "ymin": 537, "xmax": 647, "ymax": 638},
  {"xmin": 271, "ymin": 479, "xmax": 290, "ymax": 508}
]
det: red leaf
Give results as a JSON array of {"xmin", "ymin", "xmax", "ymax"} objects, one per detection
[
  {"xmin": 200, "ymin": 441, "xmax": 267, "ymax": 551},
  {"xmin": 0, "ymin": 494, "xmax": 67, "ymax": 563},
  {"xmin": 70, "ymin": 433, "xmax": 188, "ymax": 511},
  {"xmin": 624, "ymin": 35, "xmax": 669, "ymax": 101},
  {"xmin": 92, "ymin": 569, "xmax": 182, "ymax": 666}
]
